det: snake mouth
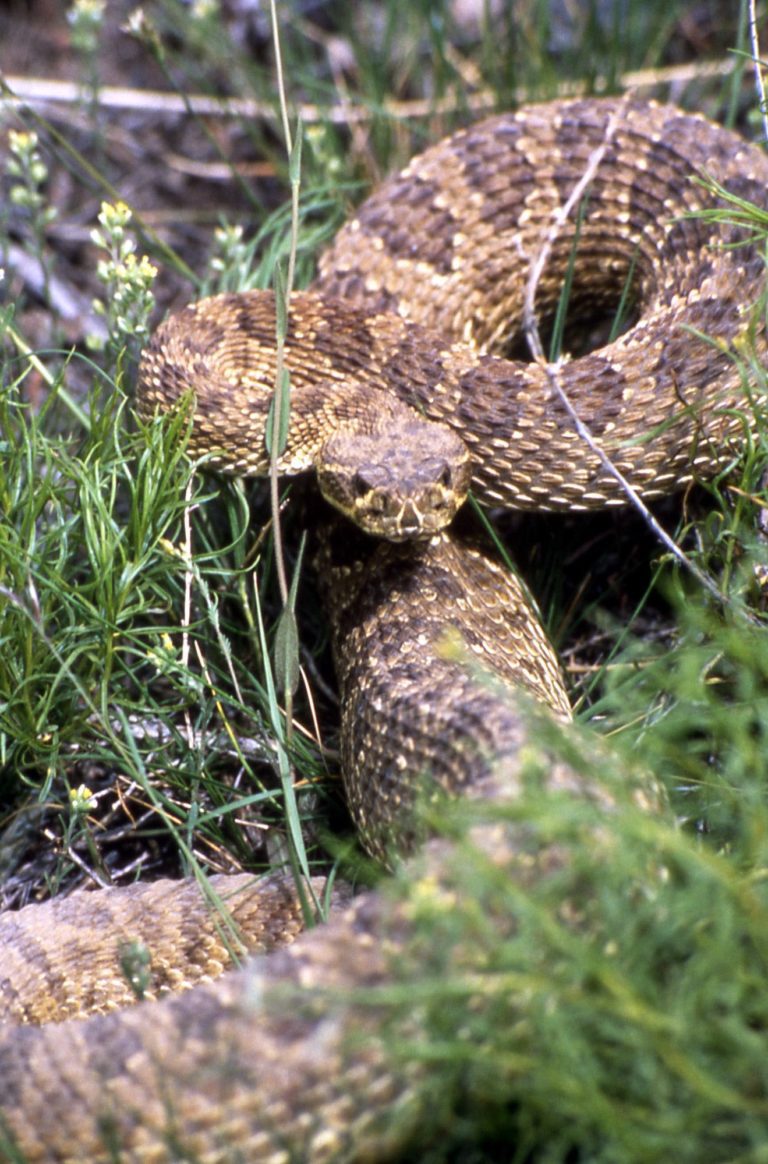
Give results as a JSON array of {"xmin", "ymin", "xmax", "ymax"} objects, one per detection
[{"xmin": 323, "ymin": 488, "xmax": 462, "ymax": 541}]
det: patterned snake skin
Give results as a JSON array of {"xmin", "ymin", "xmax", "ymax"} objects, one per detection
[{"xmin": 1, "ymin": 96, "xmax": 767, "ymax": 1161}]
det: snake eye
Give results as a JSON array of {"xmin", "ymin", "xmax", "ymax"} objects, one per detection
[
  {"xmin": 352, "ymin": 472, "xmax": 369, "ymax": 498},
  {"xmin": 439, "ymin": 465, "xmax": 452, "ymax": 488}
]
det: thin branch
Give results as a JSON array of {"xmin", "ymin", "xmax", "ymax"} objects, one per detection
[
  {"xmin": 539, "ymin": 359, "xmax": 727, "ymax": 605},
  {"xmin": 522, "ymin": 104, "xmax": 623, "ymax": 360},
  {"xmin": 749, "ymin": 0, "xmax": 768, "ymax": 143},
  {"xmin": 0, "ymin": 58, "xmax": 740, "ymax": 125},
  {"xmin": 520, "ymin": 104, "xmax": 728, "ymax": 607}
]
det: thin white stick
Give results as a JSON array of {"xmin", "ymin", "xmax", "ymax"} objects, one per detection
[
  {"xmin": 522, "ymin": 105, "xmax": 623, "ymax": 360},
  {"xmin": 749, "ymin": 0, "xmax": 768, "ymax": 143},
  {"xmin": 539, "ymin": 360, "xmax": 726, "ymax": 604},
  {"xmin": 0, "ymin": 59, "xmax": 738, "ymax": 124},
  {"xmin": 520, "ymin": 105, "xmax": 726, "ymax": 606}
]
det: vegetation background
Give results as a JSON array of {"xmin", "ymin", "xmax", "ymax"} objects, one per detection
[{"xmin": 1, "ymin": 0, "xmax": 768, "ymax": 1160}]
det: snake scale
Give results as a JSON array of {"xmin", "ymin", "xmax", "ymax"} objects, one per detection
[{"xmin": 1, "ymin": 96, "xmax": 768, "ymax": 1162}]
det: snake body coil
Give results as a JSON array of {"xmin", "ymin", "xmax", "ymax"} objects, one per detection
[
  {"xmin": 1, "ymin": 97, "xmax": 768, "ymax": 1162},
  {"xmin": 139, "ymin": 97, "xmax": 768, "ymax": 525}
]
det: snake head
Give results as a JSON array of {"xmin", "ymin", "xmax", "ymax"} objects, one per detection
[{"xmin": 317, "ymin": 409, "xmax": 472, "ymax": 540}]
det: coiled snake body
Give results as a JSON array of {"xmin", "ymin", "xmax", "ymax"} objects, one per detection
[{"xmin": 1, "ymin": 97, "xmax": 768, "ymax": 1162}]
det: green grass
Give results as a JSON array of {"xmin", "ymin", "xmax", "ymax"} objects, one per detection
[
  {"xmin": 2, "ymin": 0, "xmax": 768, "ymax": 1160},
  {"xmin": 383, "ymin": 736, "xmax": 768, "ymax": 1163}
]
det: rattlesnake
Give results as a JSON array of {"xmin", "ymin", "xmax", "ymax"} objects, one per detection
[{"xmin": 1, "ymin": 96, "xmax": 767, "ymax": 1163}]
